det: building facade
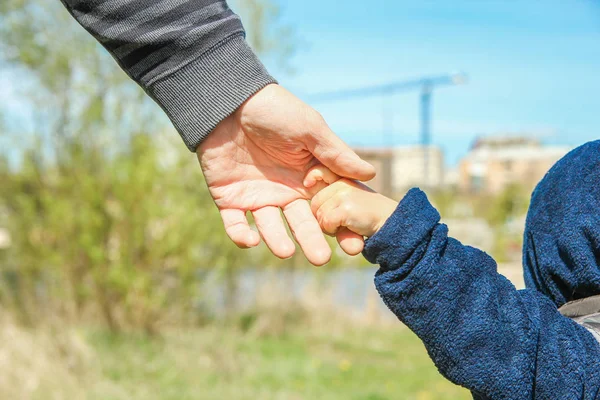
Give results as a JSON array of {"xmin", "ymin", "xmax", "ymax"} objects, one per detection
[
  {"xmin": 458, "ymin": 136, "xmax": 570, "ymax": 194},
  {"xmin": 351, "ymin": 148, "xmax": 394, "ymax": 195},
  {"xmin": 353, "ymin": 145, "xmax": 444, "ymax": 197},
  {"xmin": 391, "ymin": 146, "xmax": 444, "ymax": 192}
]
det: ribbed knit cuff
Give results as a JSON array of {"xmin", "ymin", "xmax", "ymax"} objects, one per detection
[{"xmin": 146, "ymin": 35, "xmax": 277, "ymax": 152}]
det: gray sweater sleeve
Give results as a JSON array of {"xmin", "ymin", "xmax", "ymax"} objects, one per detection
[{"xmin": 60, "ymin": 0, "xmax": 277, "ymax": 151}]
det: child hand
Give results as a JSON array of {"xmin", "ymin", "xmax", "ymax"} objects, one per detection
[
  {"xmin": 306, "ymin": 166, "xmax": 397, "ymax": 239},
  {"xmin": 304, "ymin": 165, "xmax": 366, "ymax": 255}
]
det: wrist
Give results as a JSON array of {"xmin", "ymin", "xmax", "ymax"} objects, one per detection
[
  {"xmin": 149, "ymin": 36, "xmax": 277, "ymax": 152},
  {"xmin": 371, "ymin": 195, "xmax": 398, "ymax": 236},
  {"xmin": 363, "ymin": 189, "xmax": 441, "ymax": 268}
]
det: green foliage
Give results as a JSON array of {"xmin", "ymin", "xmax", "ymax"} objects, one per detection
[
  {"xmin": 429, "ymin": 185, "xmax": 530, "ymax": 262},
  {"xmin": 1, "ymin": 133, "xmax": 220, "ymax": 332},
  {"xmin": 483, "ymin": 183, "xmax": 529, "ymax": 227},
  {"xmin": 85, "ymin": 324, "xmax": 469, "ymax": 400},
  {"xmin": 0, "ymin": 0, "xmax": 154, "ymax": 139},
  {"xmin": 478, "ymin": 184, "xmax": 529, "ymax": 262},
  {"xmin": 231, "ymin": 0, "xmax": 298, "ymax": 72},
  {"xmin": 429, "ymin": 188, "xmax": 462, "ymax": 218},
  {"xmin": 0, "ymin": 0, "xmax": 301, "ymax": 332}
]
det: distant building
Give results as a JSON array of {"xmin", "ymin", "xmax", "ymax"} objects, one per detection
[
  {"xmin": 442, "ymin": 167, "xmax": 460, "ymax": 189},
  {"xmin": 391, "ymin": 146, "xmax": 444, "ymax": 192},
  {"xmin": 354, "ymin": 145, "xmax": 444, "ymax": 196},
  {"xmin": 352, "ymin": 148, "xmax": 394, "ymax": 195},
  {"xmin": 458, "ymin": 136, "xmax": 570, "ymax": 194}
]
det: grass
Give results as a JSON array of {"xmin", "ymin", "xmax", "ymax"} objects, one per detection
[
  {"xmin": 0, "ymin": 309, "xmax": 470, "ymax": 399},
  {"xmin": 86, "ymin": 323, "xmax": 470, "ymax": 400}
]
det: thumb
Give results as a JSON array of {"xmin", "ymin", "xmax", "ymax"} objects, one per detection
[
  {"xmin": 307, "ymin": 124, "xmax": 376, "ymax": 182},
  {"xmin": 303, "ymin": 164, "xmax": 341, "ymax": 198}
]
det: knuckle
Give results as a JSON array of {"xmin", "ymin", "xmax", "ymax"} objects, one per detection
[
  {"xmin": 309, "ymin": 110, "xmax": 326, "ymax": 126},
  {"xmin": 316, "ymin": 209, "xmax": 328, "ymax": 227},
  {"xmin": 338, "ymin": 187, "xmax": 353, "ymax": 200},
  {"xmin": 323, "ymin": 218, "xmax": 338, "ymax": 234},
  {"xmin": 341, "ymin": 202, "xmax": 354, "ymax": 214}
]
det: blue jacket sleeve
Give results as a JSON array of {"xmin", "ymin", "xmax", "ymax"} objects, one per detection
[{"xmin": 363, "ymin": 188, "xmax": 600, "ymax": 400}]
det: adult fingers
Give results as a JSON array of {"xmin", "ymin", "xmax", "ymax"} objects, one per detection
[
  {"xmin": 283, "ymin": 199, "xmax": 332, "ymax": 266},
  {"xmin": 220, "ymin": 209, "xmax": 260, "ymax": 248},
  {"xmin": 336, "ymin": 228, "xmax": 364, "ymax": 256},
  {"xmin": 252, "ymin": 206, "xmax": 296, "ymax": 259},
  {"xmin": 306, "ymin": 121, "xmax": 376, "ymax": 181}
]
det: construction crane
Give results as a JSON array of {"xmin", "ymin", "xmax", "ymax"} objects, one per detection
[{"xmin": 308, "ymin": 72, "xmax": 468, "ymax": 188}]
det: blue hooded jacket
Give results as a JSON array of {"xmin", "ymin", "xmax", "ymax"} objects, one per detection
[{"xmin": 363, "ymin": 141, "xmax": 600, "ymax": 399}]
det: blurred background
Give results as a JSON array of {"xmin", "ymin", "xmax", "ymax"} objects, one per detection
[{"xmin": 0, "ymin": 1, "xmax": 599, "ymax": 399}]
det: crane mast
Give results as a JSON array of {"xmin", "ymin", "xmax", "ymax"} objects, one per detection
[{"xmin": 308, "ymin": 73, "xmax": 467, "ymax": 188}]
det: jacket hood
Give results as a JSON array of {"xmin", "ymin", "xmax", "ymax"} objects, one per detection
[{"xmin": 523, "ymin": 140, "xmax": 600, "ymax": 307}]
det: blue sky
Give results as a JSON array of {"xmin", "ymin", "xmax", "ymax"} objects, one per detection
[
  {"xmin": 264, "ymin": 0, "xmax": 600, "ymax": 165},
  {"xmin": 2, "ymin": 1, "xmax": 599, "ymax": 166}
]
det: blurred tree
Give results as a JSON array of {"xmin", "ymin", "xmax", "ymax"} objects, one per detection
[
  {"xmin": 484, "ymin": 183, "xmax": 529, "ymax": 228},
  {"xmin": 0, "ymin": 0, "xmax": 298, "ymax": 332},
  {"xmin": 429, "ymin": 188, "xmax": 461, "ymax": 218},
  {"xmin": 430, "ymin": 185, "xmax": 530, "ymax": 262},
  {"xmin": 232, "ymin": 0, "xmax": 297, "ymax": 72},
  {"xmin": 479, "ymin": 183, "xmax": 530, "ymax": 262}
]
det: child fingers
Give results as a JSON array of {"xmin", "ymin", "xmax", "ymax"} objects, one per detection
[
  {"xmin": 252, "ymin": 206, "xmax": 296, "ymax": 259},
  {"xmin": 318, "ymin": 205, "xmax": 346, "ymax": 236},
  {"xmin": 304, "ymin": 165, "xmax": 342, "ymax": 197},
  {"xmin": 304, "ymin": 164, "xmax": 341, "ymax": 188},
  {"xmin": 336, "ymin": 228, "xmax": 365, "ymax": 256},
  {"xmin": 305, "ymin": 179, "xmax": 331, "ymax": 198},
  {"xmin": 310, "ymin": 181, "xmax": 345, "ymax": 216}
]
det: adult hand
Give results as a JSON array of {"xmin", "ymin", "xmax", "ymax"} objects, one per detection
[{"xmin": 197, "ymin": 84, "xmax": 375, "ymax": 266}]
